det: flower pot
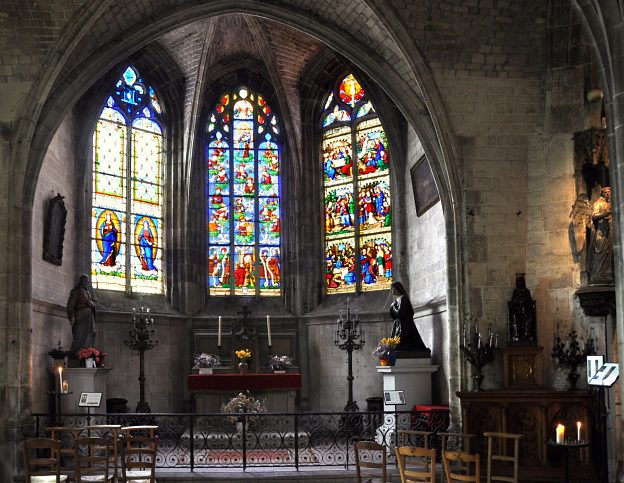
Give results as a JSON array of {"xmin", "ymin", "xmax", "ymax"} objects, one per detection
[
  {"xmin": 198, "ymin": 367, "xmax": 213, "ymax": 375},
  {"xmin": 388, "ymin": 352, "xmax": 396, "ymax": 366},
  {"xmin": 379, "ymin": 359, "xmax": 390, "ymax": 366},
  {"xmin": 273, "ymin": 370, "xmax": 286, "ymax": 374},
  {"xmin": 238, "ymin": 362, "xmax": 248, "ymax": 374},
  {"xmin": 83, "ymin": 357, "xmax": 96, "ymax": 368}
]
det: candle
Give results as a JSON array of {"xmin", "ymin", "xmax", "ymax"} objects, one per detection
[
  {"xmin": 556, "ymin": 424, "xmax": 565, "ymax": 444},
  {"xmin": 62, "ymin": 381, "xmax": 69, "ymax": 394},
  {"xmin": 577, "ymin": 421, "xmax": 581, "ymax": 441},
  {"xmin": 495, "ymin": 334, "xmax": 498, "ymax": 348},
  {"xmin": 267, "ymin": 315, "xmax": 272, "ymax": 347},
  {"xmin": 57, "ymin": 366, "xmax": 63, "ymax": 392},
  {"xmin": 217, "ymin": 316, "xmax": 222, "ymax": 347}
]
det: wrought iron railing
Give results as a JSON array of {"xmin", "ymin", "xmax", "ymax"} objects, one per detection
[{"xmin": 31, "ymin": 409, "xmax": 450, "ymax": 471}]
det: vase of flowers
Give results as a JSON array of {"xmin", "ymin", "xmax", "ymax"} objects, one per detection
[
  {"xmin": 235, "ymin": 349, "xmax": 252, "ymax": 374},
  {"xmin": 221, "ymin": 391, "xmax": 266, "ymax": 430},
  {"xmin": 193, "ymin": 353, "xmax": 221, "ymax": 374},
  {"xmin": 268, "ymin": 355, "xmax": 294, "ymax": 373},
  {"xmin": 78, "ymin": 347, "xmax": 106, "ymax": 368},
  {"xmin": 372, "ymin": 337, "xmax": 400, "ymax": 366}
]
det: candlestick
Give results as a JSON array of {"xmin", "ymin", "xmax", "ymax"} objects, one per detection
[
  {"xmin": 218, "ymin": 316, "xmax": 222, "ymax": 347},
  {"xmin": 577, "ymin": 421, "xmax": 581, "ymax": 441},
  {"xmin": 57, "ymin": 366, "xmax": 63, "ymax": 392},
  {"xmin": 556, "ymin": 424, "xmax": 565, "ymax": 444},
  {"xmin": 267, "ymin": 315, "xmax": 272, "ymax": 347}
]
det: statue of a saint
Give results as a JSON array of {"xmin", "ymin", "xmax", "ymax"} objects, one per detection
[
  {"xmin": 587, "ymin": 187, "xmax": 614, "ymax": 285},
  {"xmin": 389, "ymin": 281, "xmax": 430, "ymax": 355},
  {"xmin": 67, "ymin": 275, "xmax": 96, "ymax": 356},
  {"xmin": 507, "ymin": 273, "xmax": 537, "ymax": 345}
]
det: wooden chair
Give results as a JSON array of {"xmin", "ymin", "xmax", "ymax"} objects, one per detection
[
  {"xmin": 397, "ymin": 430, "xmax": 433, "ymax": 449},
  {"xmin": 23, "ymin": 437, "xmax": 68, "ymax": 482},
  {"xmin": 354, "ymin": 440, "xmax": 388, "ymax": 483},
  {"xmin": 85, "ymin": 425, "xmax": 122, "ymax": 481},
  {"xmin": 45, "ymin": 427, "xmax": 83, "ymax": 481},
  {"xmin": 438, "ymin": 432, "xmax": 476, "ymax": 483},
  {"xmin": 120, "ymin": 426, "xmax": 158, "ymax": 483},
  {"xmin": 442, "ymin": 451, "xmax": 480, "ymax": 483},
  {"xmin": 74, "ymin": 437, "xmax": 112, "ymax": 482},
  {"xmin": 395, "ymin": 446, "xmax": 436, "ymax": 483},
  {"xmin": 484, "ymin": 432, "xmax": 523, "ymax": 483}
]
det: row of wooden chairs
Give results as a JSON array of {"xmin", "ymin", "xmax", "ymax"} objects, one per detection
[
  {"xmin": 355, "ymin": 431, "xmax": 523, "ymax": 483},
  {"xmin": 23, "ymin": 425, "xmax": 158, "ymax": 482}
]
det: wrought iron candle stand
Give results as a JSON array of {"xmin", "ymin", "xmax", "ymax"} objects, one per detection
[
  {"xmin": 460, "ymin": 323, "xmax": 500, "ymax": 391},
  {"xmin": 124, "ymin": 305, "xmax": 159, "ymax": 412},
  {"xmin": 334, "ymin": 305, "xmax": 365, "ymax": 413},
  {"xmin": 551, "ymin": 324, "xmax": 596, "ymax": 390}
]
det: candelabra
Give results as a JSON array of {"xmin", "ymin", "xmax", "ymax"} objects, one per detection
[
  {"xmin": 334, "ymin": 306, "xmax": 365, "ymax": 413},
  {"xmin": 551, "ymin": 323, "xmax": 596, "ymax": 390},
  {"xmin": 460, "ymin": 323, "xmax": 500, "ymax": 391},
  {"xmin": 125, "ymin": 305, "xmax": 158, "ymax": 412}
]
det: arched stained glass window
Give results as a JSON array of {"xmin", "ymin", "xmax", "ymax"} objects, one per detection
[
  {"xmin": 322, "ymin": 73, "xmax": 392, "ymax": 294},
  {"xmin": 91, "ymin": 66, "xmax": 164, "ymax": 294},
  {"xmin": 207, "ymin": 88, "xmax": 282, "ymax": 296}
]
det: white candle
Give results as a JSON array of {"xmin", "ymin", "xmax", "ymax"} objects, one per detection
[
  {"xmin": 218, "ymin": 316, "xmax": 222, "ymax": 347},
  {"xmin": 577, "ymin": 421, "xmax": 581, "ymax": 441},
  {"xmin": 556, "ymin": 424, "xmax": 565, "ymax": 444},
  {"xmin": 267, "ymin": 315, "xmax": 272, "ymax": 347},
  {"xmin": 58, "ymin": 366, "xmax": 63, "ymax": 392}
]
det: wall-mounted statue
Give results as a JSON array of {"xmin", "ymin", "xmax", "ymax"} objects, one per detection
[
  {"xmin": 569, "ymin": 128, "xmax": 614, "ymax": 287},
  {"xmin": 389, "ymin": 281, "xmax": 430, "ymax": 356},
  {"xmin": 508, "ymin": 273, "xmax": 537, "ymax": 346}
]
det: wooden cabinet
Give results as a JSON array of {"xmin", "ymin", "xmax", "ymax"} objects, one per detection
[{"xmin": 458, "ymin": 390, "xmax": 595, "ymax": 481}]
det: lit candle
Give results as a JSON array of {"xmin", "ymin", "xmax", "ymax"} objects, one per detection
[
  {"xmin": 556, "ymin": 424, "xmax": 565, "ymax": 444},
  {"xmin": 58, "ymin": 366, "xmax": 63, "ymax": 392},
  {"xmin": 218, "ymin": 316, "xmax": 222, "ymax": 347},
  {"xmin": 577, "ymin": 421, "xmax": 581, "ymax": 441},
  {"xmin": 267, "ymin": 315, "xmax": 272, "ymax": 347},
  {"xmin": 62, "ymin": 381, "xmax": 69, "ymax": 394}
]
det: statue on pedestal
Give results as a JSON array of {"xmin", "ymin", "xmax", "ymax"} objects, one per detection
[
  {"xmin": 587, "ymin": 187, "xmax": 614, "ymax": 285},
  {"xmin": 389, "ymin": 281, "xmax": 430, "ymax": 356},
  {"xmin": 507, "ymin": 273, "xmax": 536, "ymax": 346},
  {"xmin": 66, "ymin": 275, "xmax": 96, "ymax": 357}
]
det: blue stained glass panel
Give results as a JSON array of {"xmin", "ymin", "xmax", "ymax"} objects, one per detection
[
  {"xmin": 233, "ymin": 197, "xmax": 255, "ymax": 245},
  {"xmin": 234, "ymin": 246, "xmax": 256, "ymax": 294},
  {"xmin": 208, "ymin": 198, "xmax": 230, "ymax": 245},
  {"xmin": 259, "ymin": 246, "xmax": 281, "ymax": 294},
  {"xmin": 259, "ymin": 197, "xmax": 280, "ymax": 246},
  {"xmin": 208, "ymin": 139, "xmax": 230, "ymax": 195},
  {"xmin": 208, "ymin": 246, "xmax": 231, "ymax": 295},
  {"xmin": 325, "ymin": 237, "xmax": 356, "ymax": 294}
]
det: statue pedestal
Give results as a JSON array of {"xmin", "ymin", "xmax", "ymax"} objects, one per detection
[
  {"xmin": 54, "ymin": 367, "xmax": 111, "ymax": 414},
  {"xmin": 375, "ymin": 358, "xmax": 439, "ymax": 447}
]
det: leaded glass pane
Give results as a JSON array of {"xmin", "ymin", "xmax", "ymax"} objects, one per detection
[
  {"xmin": 207, "ymin": 88, "xmax": 282, "ymax": 296},
  {"xmin": 322, "ymin": 73, "xmax": 392, "ymax": 294},
  {"xmin": 325, "ymin": 237, "xmax": 356, "ymax": 294},
  {"xmin": 92, "ymin": 65, "xmax": 164, "ymax": 294}
]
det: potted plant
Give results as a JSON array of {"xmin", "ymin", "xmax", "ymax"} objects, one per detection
[
  {"xmin": 193, "ymin": 353, "xmax": 221, "ymax": 374},
  {"xmin": 372, "ymin": 336, "xmax": 400, "ymax": 366},
  {"xmin": 78, "ymin": 347, "xmax": 106, "ymax": 368},
  {"xmin": 235, "ymin": 349, "xmax": 252, "ymax": 374},
  {"xmin": 221, "ymin": 391, "xmax": 267, "ymax": 432},
  {"xmin": 268, "ymin": 355, "xmax": 294, "ymax": 373}
]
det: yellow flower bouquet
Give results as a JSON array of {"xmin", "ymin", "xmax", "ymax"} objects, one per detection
[{"xmin": 235, "ymin": 349, "xmax": 252, "ymax": 362}]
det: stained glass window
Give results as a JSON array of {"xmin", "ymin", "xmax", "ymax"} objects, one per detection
[
  {"xmin": 322, "ymin": 73, "xmax": 392, "ymax": 294},
  {"xmin": 207, "ymin": 88, "xmax": 281, "ymax": 296},
  {"xmin": 91, "ymin": 66, "xmax": 164, "ymax": 294}
]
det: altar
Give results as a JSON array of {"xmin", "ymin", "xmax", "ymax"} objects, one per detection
[{"xmin": 188, "ymin": 373, "xmax": 302, "ymax": 413}]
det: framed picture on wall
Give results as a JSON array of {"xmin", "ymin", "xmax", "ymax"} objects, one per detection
[{"xmin": 410, "ymin": 155, "xmax": 439, "ymax": 216}]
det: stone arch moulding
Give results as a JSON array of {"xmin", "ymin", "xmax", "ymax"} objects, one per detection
[{"xmin": 11, "ymin": 0, "xmax": 465, "ymax": 415}]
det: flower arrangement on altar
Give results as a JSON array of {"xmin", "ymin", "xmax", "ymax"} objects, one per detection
[
  {"xmin": 193, "ymin": 353, "xmax": 221, "ymax": 368},
  {"xmin": 372, "ymin": 336, "xmax": 400, "ymax": 366},
  {"xmin": 268, "ymin": 355, "xmax": 294, "ymax": 371},
  {"xmin": 221, "ymin": 391, "xmax": 266, "ymax": 423},
  {"xmin": 78, "ymin": 347, "xmax": 106, "ymax": 367},
  {"xmin": 235, "ymin": 349, "xmax": 252, "ymax": 362}
]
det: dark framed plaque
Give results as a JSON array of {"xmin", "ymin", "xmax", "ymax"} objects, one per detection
[
  {"xmin": 43, "ymin": 193, "xmax": 67, "ymax": 266},
  {"xmin": 410, "ymin": 155, "xmax": 439, "ymax": 216}
]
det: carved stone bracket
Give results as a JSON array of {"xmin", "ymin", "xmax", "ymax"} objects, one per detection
[{"xmin": 575, "ymin": 286, "xmax": 615, "ymax": 317}]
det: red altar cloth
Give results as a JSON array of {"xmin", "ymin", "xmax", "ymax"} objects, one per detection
[{"xmin": 187, "ymin": 373, "xmax": 302, "ymax": 392}]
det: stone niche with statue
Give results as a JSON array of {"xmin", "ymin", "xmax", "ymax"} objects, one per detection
[{"xmin": 569, "ymin": 128, "xmax": 615, "ymax": 316}]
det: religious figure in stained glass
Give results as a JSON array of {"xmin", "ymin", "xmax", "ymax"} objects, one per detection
[
  {"xmin": 207, "ymin": 88, "xmax": 282, "ymax": 296},
  {"xmin": 136, "ymin": 217, "xmax": 157, "ymax": 271},
  {"xmin": 321, "ymin": 73, "xmax": 392, "ymax": 294},
  {"xmin": 98, "ymin": 210, "xmax": 119, "ymax": 267}
]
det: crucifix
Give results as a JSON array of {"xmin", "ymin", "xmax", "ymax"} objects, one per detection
[{"xmin": 232, "ymin": 304, "xmax": 256, "ymax": 340}]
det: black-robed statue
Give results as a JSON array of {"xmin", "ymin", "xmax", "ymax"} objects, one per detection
[
  {"xmin": 507, "ymin": 273, "xmax": 537, "ymax": 346},
  {"xmin": 390, "ymin": 281, "xmax": 430, "ymax": 356}
]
